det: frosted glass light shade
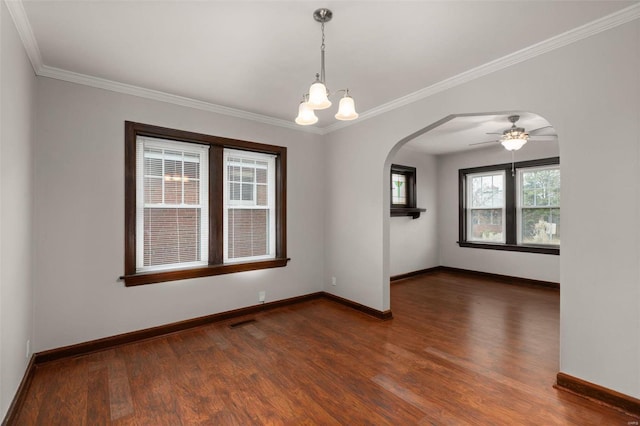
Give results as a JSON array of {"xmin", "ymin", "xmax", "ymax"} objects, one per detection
[
  {"xmin": 501, "ymin": 138, "xmax": 527, "ymax": 151},
  {"xmin": 295, "ymin": 102, "xmax": 318, "ymax": 125},
  {"xmin": 335, "ymin": 95, "xmax": 359, "ymax": 121},
  {"xmin": 307, "ymin": 82, "xmax": 332, "ymax": 110}
]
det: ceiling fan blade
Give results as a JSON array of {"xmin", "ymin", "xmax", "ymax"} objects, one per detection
[
  {"xmin": 486, "ymin": 132, "xmax": 502, "ymax": 135},
  {"xmin": 469, "ymin": 140, "xmax": 499, "ymax": 146}
]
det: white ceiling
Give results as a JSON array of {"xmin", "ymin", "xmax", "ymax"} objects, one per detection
[
  {"xmin": 403, "ymin": 112, "xmax": 557, "ymax": 155},
  {"xmin": 8, "ymin": 0, "xmax": 639, "ymax": 144}
]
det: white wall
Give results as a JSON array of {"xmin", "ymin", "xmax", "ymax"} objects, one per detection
[
  {"xmin": 324, "ymin": 20, "xmax": 640, "ymax": 398},
  {"xmin": 389, "ymin": 148, "xmax": 438, "ymax": 277},
  {"xmin": 0, "ymin": 1, "xmax": 36, "ymax": 418},
  {"xmin": 33, "ymin": 78, "xmax": 325, "ymax": 352},
  {"xmin": 437, "ymin": 139, "xmax": 560, "ymax": 282}
]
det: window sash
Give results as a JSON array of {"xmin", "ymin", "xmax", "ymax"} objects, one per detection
[
  {"xmin": 135, "ymin": 137, "xmax": 210, "ymax": 272},
  {"xmin": 466, "ymin": 170, "xmax": 506, "ymax": 243},
  {"xmin": 517, "ymin": 165, "xmax": 560, "ymax": 245},
  {"xmin": 223, "ymin": 149, "xmax": 276, "ymax": 263}
]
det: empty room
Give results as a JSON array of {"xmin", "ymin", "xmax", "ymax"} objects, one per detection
[{"xmin": 2, "ymin": 1, "xmax": 640, "ymax": 424}]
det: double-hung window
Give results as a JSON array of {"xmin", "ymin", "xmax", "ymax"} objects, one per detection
[
  {"xmin": 124, "ymin": 122, "xmax": 287, "ymax": 286},
  {"xmin": 224, "ymin": 150, "xmax": 276, "ymax": 262},
  {"xmin": 137, "ymin": 138, "xmax": 209, "ymax": 272},
  {"xmin": 466, "ymin": 170, "xmax": 505, "ymax": 243},
  {"xmin": 459, "ymin": 157, "xmax": 559, "ymax": 255},
  {"xmin": 518, "ymin": 166, "xmax": 560, "ymax": 245}
]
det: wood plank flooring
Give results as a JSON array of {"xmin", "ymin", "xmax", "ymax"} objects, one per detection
[{"xmin": 12, "ymin": 270, "xmax": 638, "ymax": 425}]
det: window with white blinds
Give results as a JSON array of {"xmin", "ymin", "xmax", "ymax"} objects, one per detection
[
  {"xmin": 136, "ymin": 137, "xmax": 209, "ymax": 272},
  {"xmin": 223, "ymin": 149, "xmax": 276, "ymax": 262},
  {"xmin": 124, "ymin": 121, "xmax": 287, "ymax": 286}
]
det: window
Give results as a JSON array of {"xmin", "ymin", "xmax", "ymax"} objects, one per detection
[
  {"xmin": 459, "ymin": 157, "xmax": 559, "ymax": 255},
  {"xmin": 124, "ymin": 122, "xmax": 287, "ymax": 286},
  {"xmin": 390, "ymin": 164, "xmax": 425, "ymax": 218},
  {"xmin": 466, "ymin": 170, "xmax": 505, "ymax": 243},
  {"xmin": 136, "ymin": 138, "xmax": 209, "ymax": 272},
  {"xmin": 390, "ymin": 164, "xmax": 416, "ymax": 208},
  {"xmin": 224, "ymin": 150, "xmax": 276, "ymax": 262},
  {"xmin": 518, "ymin": 166, "xmax": 560, "ymax": 245}
]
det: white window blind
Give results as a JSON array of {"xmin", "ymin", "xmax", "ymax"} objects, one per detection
[
  {"xmin": 223, "ymin": 149, "xmax": 276, "ymax": 263},
  {"xmin": 136, "ymin": 137, "xmax": 209, "ymax": 272}
]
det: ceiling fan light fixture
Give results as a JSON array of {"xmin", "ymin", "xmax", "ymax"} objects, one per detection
[
  {"xmin": 294, "ymin": 9, "xmax": 358, "ymax": 126},
  {"xmin": 501, "ymin": 136, "xmax": 528, "ymax": 151},
  {"xmin": 500, "ymin": 115, "xmax": 529, "ymax": 150}
]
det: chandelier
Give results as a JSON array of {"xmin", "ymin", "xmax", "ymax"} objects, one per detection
[
  {"xmin": 500, "ymin": 115, "xmax": 529, "ymax": 151},
  {"xmin": 295, "ymin": 8, "xmax": 359, "ymax": 126}
]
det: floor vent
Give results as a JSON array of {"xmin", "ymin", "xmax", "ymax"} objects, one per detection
[{"xmin": 229, "ymin": 318, "xmax": 257, "ymax": 328}]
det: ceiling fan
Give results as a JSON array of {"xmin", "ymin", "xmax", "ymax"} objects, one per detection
[{"xmin": 470, "ymin": 115, "xmax": 557, "ymax": 151}]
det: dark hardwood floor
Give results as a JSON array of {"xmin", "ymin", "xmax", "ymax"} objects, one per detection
[{"xmin": 12, "ymin": 270, "xmax": 638, "ymax": 425}]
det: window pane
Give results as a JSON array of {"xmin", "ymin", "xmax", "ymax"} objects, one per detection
[
  {"xmin": 256, "ymin": 168, "xmax": 267, "ymax": 184},
  {"xmin": 241, "ymin": 183, "xmax": 253, "ymax": 201},
  {"xmin": 184, "ymin": 180, "xmax": 199, "ymax": 205},
  {"xmin": 227, "ymin": 209, "xmax": 268, "ymax": 259},
  {"xmin": 143, "ymin": 208, "xmax": 201, "ymax": 266},
  {"xmin": 256, "ymin": 184, "xmax": 268, "ymax": 206},
  {"xmin": 229, "ymin": 182, "xmax": 241, "ymax": 201},
  {"xmin": 391, "ymin": 173, "xmax": 407, "ymax": 205},
  {"xmin": 183, "ymin": 156, "xmax": 200, "ymax": 180},
  {"xmin": 228, "ymin": 165, "xmax": 240, "ymax": 182},
  {"xmin": 144, "ymin": 153, "xmax": 163, "ymax": 177},
  {"xmin": 469, "ymin": 209, "xmax": 504, "ymax": 242},
  {"xmin": 470, "ymin": 173, "xmax": 503, "ymax": 208},
  {"xmin": 242, "ymin": 167, "xmax": 255, "ymax": 183},
  {"xmin": 144, "ymin": 177, "xmax": 162, "ymax": 204},
  {"xmin": 521, "ymin": 208, "xmax": 560, "ymax": 245},
  {"xmin": 521, "ymin": 168, "xmax": 560, "ymax": 207}
]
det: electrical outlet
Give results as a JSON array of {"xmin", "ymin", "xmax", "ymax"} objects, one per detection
[
  {"xmin": 331, "ymin": 276, "xmax": 337, "ymax": 286},
  {"xmin": 26, "ymin": 340, "xmax": 30, "ymax": 358},
  {"xmin": 258, "ymin": 291, "xmax": 266, "ymax": 302}
]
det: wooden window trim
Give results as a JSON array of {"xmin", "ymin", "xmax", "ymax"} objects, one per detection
[
  {"xmin": 458, "ymin": 157, "xmax": 559, "ymax": 255},
  {"xmin": 123, "ymin": 121, "xmax": 287, "ymax": 286}
]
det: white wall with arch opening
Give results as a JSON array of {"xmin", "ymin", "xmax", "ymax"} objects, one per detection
[{"xmin": 323, "ymin": 20, "xmax": 640, "ymax": 398}]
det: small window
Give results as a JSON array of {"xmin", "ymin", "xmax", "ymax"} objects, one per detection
[
  {"xmin": 124, "ymin": 122, "xmax": 288, "ymax": 286},
  {"xmin": 390, "ymin": 164, "xmax": 416, "ymax": 208},
  {"xmin": 458, "ymin": 157, "xmax": 559, "ymax": 255}
]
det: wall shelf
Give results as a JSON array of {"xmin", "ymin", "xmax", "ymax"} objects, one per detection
[{"xmin": 391, "ymin": 207, "xmax": 426, "ymax": 219}]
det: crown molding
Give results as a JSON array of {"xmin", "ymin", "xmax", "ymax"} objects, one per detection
[
  {"xmin": 323, "ymin": 2, "xmax": 640, "ymax": 134},
  {"xmin": 6, "ymin": 0, "xmax": 640, "ymax": 136},
  {"xmin": 4, "ymin": 0, "xmax": 43, "ymax": 73},
  {"xmin": 37, "ymin": 65, "xmax": 322, "ymax": 134}
]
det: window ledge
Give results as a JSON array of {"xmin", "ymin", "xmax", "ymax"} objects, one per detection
[
  {"xmin": 121, "ymin": 258, "xmax": 290, "ymax": 286},
  {"xmin": 457, "ymin": 241, "xmax": 559, "ymax": 255},
  {"xmin": 391, "ymin": 207, "xmax": 426, "ymax": 219}
]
